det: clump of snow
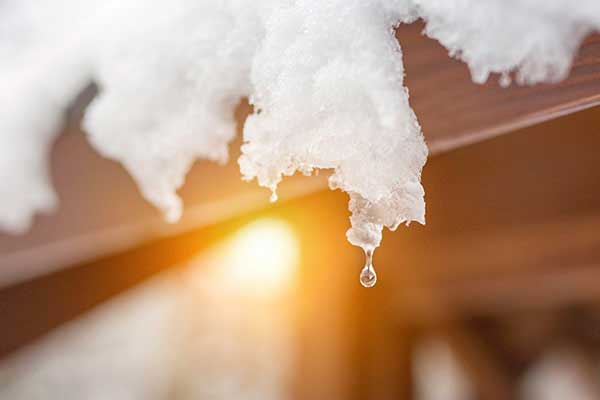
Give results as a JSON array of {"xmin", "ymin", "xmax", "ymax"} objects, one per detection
[
  {"xmin": 0, "ymin": 0, "xmax": 266, "ymax": 228},
  {"xmin": 0, "ymin": 0, "xmax": 93, "ymax": 233},
  {"xmin": 239, "ymin": 0, "xmax": 427, "ymax": 251},
  {"xmin": 412, "ymin": 0, "xmax": 600, "ymax": 85},
  {"xmin": 84, "ymin": 0, "xmax": 265, "ymax": 222},
  {"xmin": 0, "ymin": 0, "xmax": 598, "ymax": 252}
]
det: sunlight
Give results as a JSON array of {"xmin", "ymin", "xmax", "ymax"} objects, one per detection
[{"xmin": 215, "ymin": 218, "xmax": 299, "ymax": 295}]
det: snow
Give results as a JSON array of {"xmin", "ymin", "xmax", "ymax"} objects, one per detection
[
  {"xmin": 412, "ymin": 0, "xmax": 600, "ymax": 85},
  {"xmin": 239, "ymin": 0, "xmax": 427, "ymax": 251},
  {"xmin": 84, "ymin": 1, "xmax": 264, "ymax": 222},
  {"xmin": 0, "ymin": 0, "xmax": 94, "ymax": 233},
  {"xmin": 0, "ymin": 0, "xmax": 598, "ymax": 251}
]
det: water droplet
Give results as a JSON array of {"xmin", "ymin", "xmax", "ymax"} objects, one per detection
[
  {"xmin": 269, "ymin": 192, "xmax": 278, "ymax": 203},
  {"xmin": 359, "ymin": 248, "xmax": 377, "ymax": 288},
  {"xmin": 360, "ymin": 264, "xmax": 377, "ymax": 288}
]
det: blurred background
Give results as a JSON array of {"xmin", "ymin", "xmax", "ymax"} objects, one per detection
[{"xmin": 1, "ymin": 22, "xmax": 600, "ymax": 400}]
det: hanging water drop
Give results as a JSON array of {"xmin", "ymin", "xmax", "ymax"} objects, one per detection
[
  {"xmin": 359, "ymin": 248, "xmax": 377, "ymax": 288},
  {"xmin": 360, "ymin": 264, "xmax": 377, "ymax": 288}
]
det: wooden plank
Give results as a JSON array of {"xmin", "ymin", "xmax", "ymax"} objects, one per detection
[{"xmin": 400, "ymin": 23, "xmax": 600, "ymax": 153}]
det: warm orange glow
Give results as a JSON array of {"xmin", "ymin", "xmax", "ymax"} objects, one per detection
[{"xmin": 210, "ymin": 218, "xmax": 299, "ymax": 295}]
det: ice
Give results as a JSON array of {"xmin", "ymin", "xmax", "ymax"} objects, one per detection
[{"xmin": 0, "ymin": 0, "xmax": 598, "ymax": 253}]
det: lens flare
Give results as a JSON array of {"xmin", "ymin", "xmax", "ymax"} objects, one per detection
[{"xmin": 212, "ymin": 218, "xmax": 299, "ymax": 295}]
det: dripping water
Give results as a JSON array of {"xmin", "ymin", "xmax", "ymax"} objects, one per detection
[{"xmin": 359, "ymin": 248, "xmax": 377, "ymax": 288}]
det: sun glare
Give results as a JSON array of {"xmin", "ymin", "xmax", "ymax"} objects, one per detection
[{"xmin": 214, "ymin": 218, "xmax": 299, "ymax": 294}]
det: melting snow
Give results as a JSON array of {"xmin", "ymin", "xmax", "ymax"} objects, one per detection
[{"xmin": 0, "ymin": 0, "xmax": 598, "ymax": 252}]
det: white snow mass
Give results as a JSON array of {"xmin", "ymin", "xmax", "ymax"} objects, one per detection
[
  {"xmin": 239, "ymin": 0, "xmax": 427, "ymax": 250},
  {"xmin": 412, "ymin": 0, "xmax": 600, "ymax": 85},
  {"xmin": 0, "ymin": 0, "xmax": 598, "ymax": 252}
]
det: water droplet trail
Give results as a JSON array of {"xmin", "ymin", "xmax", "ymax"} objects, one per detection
[{"xmin": 360, "ymin": 248, "xmax": 377, "ymax": 288}]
